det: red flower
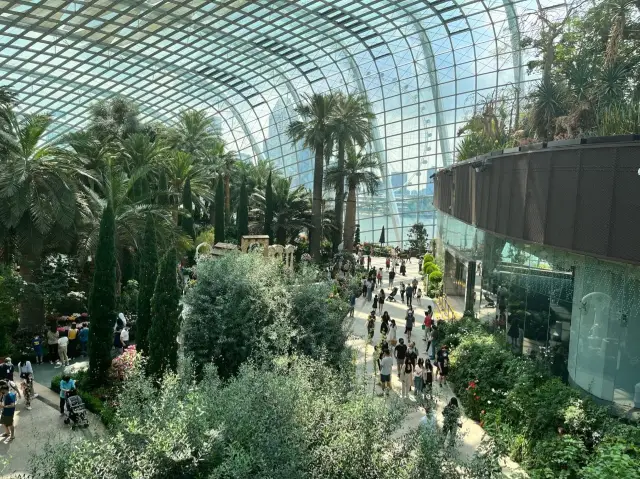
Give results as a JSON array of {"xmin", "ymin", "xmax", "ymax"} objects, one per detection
[
  {"xmin": 474, "ymin": 395, "xmax": 480, "ymax": 400},
  {"xmin": 468, "ymin": 381, "xmax": 476, "ymax": 389}
]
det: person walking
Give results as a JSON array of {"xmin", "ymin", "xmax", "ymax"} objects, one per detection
[
  {"xmin": 437, "ymin": 345, "xmax": 450, "ymax": 387},
  {"xmin": 58, "ymin": 332, "xmax": 70, "ymax": 367},
  {"xmin": 416, "ymin": 288, "xmax": 422, "ymax": 305},
  {"xmin": 379, "ymin": 349, "xmax": 394, "ymax": 395},
  {"xmin": 366, "ymin": 279, "xmax": 373, "ymax": 302},
  {"xmin": 443, "ymin": 397, "xmax": 461, "ymax": 446},
  {"xmin": 361, "ymin": 279, "xmax": 368, "ymax": 304},
  {"xmin": 18, "ymin": 360, "xmax": 34, "ymax": 410},
  {"xmin": 46, "ymin": 326, "xmax": 59, "ymax": 365},
  {"xmin": 394, "ymin": 338, "xmax": 407, "ymax": 379},
  {"xmin": 388, "ymin": 319, "xmax": 397, "ymax": 353},
  {"xmin": 405, "ymin": 308, "xmax": 415, "ymax": 342},
  {"xmin": 367, "ymin": 311, "xmax": 376, "ymax": 343},
  {"xmin": 385, "ymin": 257, "xmax": 390, "ymax": 271},
  {"xmin": 367, "ymin": 255, "xmax": 371, "ymax": 269},
  {"xmin": 349, "ymin": 293, "xmax": 356, "ymax": 317},
  {"xmin": 376, "ymin": 268, "xmax": 383, "ymax": 287},
  {"xmin": 423, "ymin": 306, "xmax": 433, "ymax": 342},
  {"xmin": 400, "ymin": 282, "xmax": 406, "ymax": 303},
  {"xmin": 406, "ymin": 283, "xmax": 413, "ymax": 307},
  {"xmin": 372, "ymin": 294, "xmax": 378, "ymax": 313},
  {"xmin": 380, "ymin": 313, "xmax": 389, "ymax": 337},
  {"xmin": 79, "ymin": 323, "xmax": 89, "ymax": 357},
  {"xmin": 120, "ymin": 326, "xmax": 130, "ymax": 353},
  {"xmin": 412, "ymin": 277, "xmax": 419, "ymax": 296},
  {"xmin": 400, "ymin": 357, "xmax": 413, "ymax": 399},
  {"xmin": 378, "ymin": 289, "xmax": 385, "ymax": 314},
  {"xmin": 422, "ymin": 359, "xmax": 434, "ymax": 399},
  {"xmin": 414, "ymin": 358, "xmax": 424, "ymax": 399},
  {"xmin": 0, "ymin": 382, "xmax": 16, "ymax": 442},
  {"xmin": 32, "ymin": 334, "xmax": 43, "ymax": 364},
  {"xmin": 400, "ymin": 260, "xmax": 406, "ymax": 276},
  {"xmin": 59, "ymin": 372, "xmax": 76, "ymax": 416},
  {"xmin": 407, "ymin": 341, "xmax": 418, "ymax": 367},
  {"xmin": 67, "ymin": 322, "xmax": 78, "ymax": 359},
  {"xmin": 388, "ymin": 269, "xmax": 396, "ymax": 287},
  {"xmin": 429, "ymin": 323, "xmax": 439, "ymax": 360}
]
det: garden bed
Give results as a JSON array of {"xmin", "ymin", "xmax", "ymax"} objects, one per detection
[{"xmin": 439, "ymin": 315, "xmax": 640, "ymax": 478}]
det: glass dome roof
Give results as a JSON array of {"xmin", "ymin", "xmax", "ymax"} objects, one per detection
[{"xmin": 0, "ymin": 0, "xmax": 567, "ymax": 244}]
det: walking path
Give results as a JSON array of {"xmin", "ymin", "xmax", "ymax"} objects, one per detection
[
  {"xmin": 348, "ymin": 255, "xmax": 524, "ymax": 477},
  {"xmin": 1, "ymin": 363, "xmax": 103, "ymax": 478}
]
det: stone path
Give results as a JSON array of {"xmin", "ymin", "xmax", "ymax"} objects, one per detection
[
  {"xmin": 348, "ymin": 255, "xmax": 525, "ymax": 477},
  {"xmin": 1, "ymin": 367, "xmax": 103, "ymax": 478}
]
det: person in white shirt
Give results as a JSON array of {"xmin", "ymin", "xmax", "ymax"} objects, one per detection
[
  {"xmin": 57, "ymin": 333, "xmax": 70, "ymax": 367},
  {"xmin": 119, "ymin": 327, "xmax": 129, "ymax": 352}
]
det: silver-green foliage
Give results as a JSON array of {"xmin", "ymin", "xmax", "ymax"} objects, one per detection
[
  {"xmin": 181, "ymin": 252, "xmax": 293, "ymax": 379},
  {"xmin": 29, "ymin": 356, "xmax": 502, "ymax": 479}
]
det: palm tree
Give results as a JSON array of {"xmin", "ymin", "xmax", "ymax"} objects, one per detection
[
  {"xmin": 165, "ymin": 109, "xmax": 220, "ymax": 159},
  {"xmin": 287, "ymin": 93, "xmax": 337, "ymax": 260},
  {"xmin": 325, "ymin": 148, "xmax": 381, "ymax": 252},
  {"xmin": 327, "ymin": 93, "xmax": 374, "ymax": 251},
  {"xmin": 251, "ymin": 176, "xmax": 312, "ymax": 245}
]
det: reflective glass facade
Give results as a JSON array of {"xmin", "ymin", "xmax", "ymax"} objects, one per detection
[
  {"xmin": 0, "ymin": 0, "xmax": 568, "ymax": 244},
  {"xmin": 439, "ymin": 211, "xmax": 640, "ymax": 413}
]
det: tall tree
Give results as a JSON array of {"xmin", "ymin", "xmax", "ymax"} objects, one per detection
[
  {"xmin": 88, "ymin": 203, "xmax": 117, "ymax": 386},
  {"xmin": 214, "ymin": 176, "xmax": 225, "ymax": 243},
  {"xmin": 379, "ymin": 226, "xmax": 386, "ymax": 245},
  {"xmin": 325, "ymin": 148, "xmax": 381, "ymax": 252},
  {"xmin": 181, "ymin": 178, "xmax": 195, "ymax": 240},
  {"xmin": 136, "ymin": 215, "xmax": 158, "ymax": 356},
  {"xmin": 147, "ymin": 248, "xmax": 181, "ymax": 378},
  {"xmin": 354, "ymin": 225, "xmax": 361, "ymax": 246},
  {"xmin": 0, "ymin": 109, "xmax": 80, "ymax": 326},
  {"xmin": 264, "ymin": 171, "xmax": 274, "ymax": 242},
  {"xmin": 237, "ymin": 176, "xmax": 249, "ymax": 239},
  {"xmin": 327, "ymin": 93, "xmax": 374, "ymax": 252},
  {"xmin": 287, "ymin": 93, "xmax": 337, "ymax": 261}
]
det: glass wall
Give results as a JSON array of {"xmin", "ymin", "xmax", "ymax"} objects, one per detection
[{"xmin": 438, "ymin": 211, "xmax": 640, "ymax": 411}]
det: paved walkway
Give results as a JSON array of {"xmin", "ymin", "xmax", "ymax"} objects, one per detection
[
  {"xmin": 349, "ymin": 255, "xmax": 524, "ymax": 476},
  {"xmin": 1, "ymin": 365, "xmax": 103, "ymax": 478}
]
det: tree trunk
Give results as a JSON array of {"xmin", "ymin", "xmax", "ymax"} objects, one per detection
[
  {"xmin": 209, "ymin": 182, "xmax": 216, "ymax": 226},
  {"xmin": 343, "ymin": 186, "xmax": 357, "ymax": 252},
  {"xmin": 333, "ymin": 140, "xmax": 345, "ymax": 253},
  {"xmin": 310, "ymin": 144, "xmax": 324, "ymax": 260},
  {"xmin": 18, "ymin": 257, "xmax": 45, "ymax": 329}
]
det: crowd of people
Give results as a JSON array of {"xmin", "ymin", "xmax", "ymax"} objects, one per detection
[{"xmin": 357, "ymin": 253, "xmax": 461, "ymax": 444}]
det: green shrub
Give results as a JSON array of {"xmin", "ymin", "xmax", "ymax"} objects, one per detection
[
  {"xmin": 429, "ymin": 270, "xmax": 443, "ymax": 283},
  {"xmin": 423, "ymin": 254, "xmax": 434, "ymax": 264},
  {"xmin": 424, "ymin": 263, "xmax": 439, "ymax": 276}
]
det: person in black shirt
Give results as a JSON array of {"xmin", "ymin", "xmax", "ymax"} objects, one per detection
[
  {"xmin": 367, "ymin": 312, "xmax": 376, "ymax": 343},
  {"xmin": 388, "ymin": 269, "xmax": 396, "ymax": 287},
  {"xmin": 394, "ymin": 338, "xmax": 407, "ymax": 378},
  {"xmin": 437, "ymin": 345, "xmax": 450, "ymax": 387},
  {"xmin": 406, "ymin": 341, "xmax": 418, "ymax": 367},
  {"xmin": 0, "ymin": 359, "xmax": 14, "ymax": 382},
  {"xmin": 380, "ymin": 315, "xmax": 389, "ymax": 337}
]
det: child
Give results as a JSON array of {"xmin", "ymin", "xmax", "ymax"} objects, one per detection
[
  {"xmin": 32, "ymin": 335, "xmax": 43, "ymax": 364},
  {"xmin": 416, "ymin": 288, "xmax": 422, "ymax": 305},
  {"xmin": 18, "ymin": 359, "xmax": 34, "ymax": 410}
]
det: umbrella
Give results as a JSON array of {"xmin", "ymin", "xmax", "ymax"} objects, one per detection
[{"xmin": 379, "ymin": 226, "xmax": 385, "ymax": 245}]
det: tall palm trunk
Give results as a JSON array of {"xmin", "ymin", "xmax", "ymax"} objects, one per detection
[
  {"xmin": 19, "ymin": 256, "xmax": 45, "ymax": 328},
  {"xmin": 333, "ymin": 140, "xmax": 346, "ymax": 252},
  {"xmin": 310, "ymin": 143, "xmax": 324, "ymax": 260},
  {"xmin": 343, "ymin": 185, "xmax": 357, "ymax": 252}
]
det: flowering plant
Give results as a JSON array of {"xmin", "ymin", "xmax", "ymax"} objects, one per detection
[{"xmin": 110, "ymin": 345, "xmax": 141, "ymax": 382}]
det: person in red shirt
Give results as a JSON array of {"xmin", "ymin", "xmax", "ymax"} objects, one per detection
[{"xmin": 423, "ymin": 306, "xmax": 433, "ymax": 343}]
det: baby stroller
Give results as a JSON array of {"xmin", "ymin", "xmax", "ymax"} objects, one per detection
[
  {"xmin": 387, "ymin": 287, "xmax": 399, "ymax": 302},
  {"xmin": 64, "ymin": 389, "xmax": 89, "ymax": 429},
  {"xmin": 483, "ymin": 292, "xmax": 495, "ymax": 308}
]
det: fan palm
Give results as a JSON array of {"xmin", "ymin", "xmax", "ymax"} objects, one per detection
[
  {"xmin": 165, "ymin": 109, "xmax": 220, "ymax": 159},
  {"xmin": 87, "ymin": 96, "xmax": 143, "ymax": 144},
  {"xmin": 251, "ymin": 176, "xmax": 312, "ymax": 245},
  {"xmin": 327, "ymin": 93, "xmax": 374, "ymax": 251},
  {"xmin": 325, "ymin": 148, "xmax": 381, "ymax": 252},
  {"xmin": 0, "ymin": 110, "xmax": 80, "ymax": 265},
  {"xmin": 530, "ymin": 78, "xmax": 568, "ymax": 139},
  {"xmin": 287, "ymin": 93, "xmax": 337, "ymax": 260}
]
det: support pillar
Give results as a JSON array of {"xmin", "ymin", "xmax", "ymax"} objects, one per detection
[{"xmin": 465, "ymin": 261, "xmax": 477, "ymax": 313}]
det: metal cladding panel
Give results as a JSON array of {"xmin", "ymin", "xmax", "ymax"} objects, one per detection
[
  {"xmin": 487, "ymin": 164, "xmax": 500, "ymax": 232},
  {"xmin": 545, "ymin": 149, "xmax": 581, "ymax": 250},
  {"xmin": 524, "ymin": 151, "xmax": 552, "ymax": 243},
  {"xmin": 453, "ymin": 165, "xmax": 472, "ymax": 223},
  {"xmin": 507, "ymin": 157, "xmax": 529, "ymax": 239},
  {"xmin": 609, "ymin": 147, "xmax": 640, "ymax": 261},
  {"xmin": 496, "ymin": 159, "xmax": 514, "ymax": 236},
  {"xmin": 573, "ymin": 147, "xmax": 615, "ymax": 256},
  {"xmin": 433, "ymin": 142, "xmax": 640, "ymax": 264}
]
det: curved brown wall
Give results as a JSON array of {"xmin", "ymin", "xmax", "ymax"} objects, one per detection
[{"xmin": 433, "ymin": 141, "xmax": 640, "ymax": 264}]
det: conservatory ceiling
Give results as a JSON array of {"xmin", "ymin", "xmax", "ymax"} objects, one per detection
[{"xmin": 0, "ymin": 0, "xmax": 566, "ymax": 243}]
